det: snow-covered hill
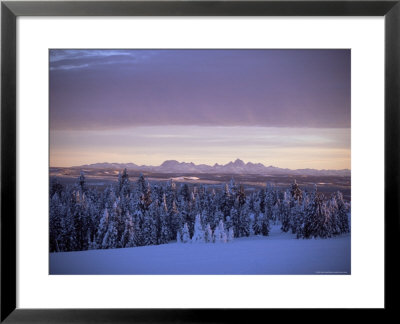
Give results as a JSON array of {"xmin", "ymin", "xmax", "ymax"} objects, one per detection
[
  {"xmin": 74, "ymin": 159, "xmax": 350, "ymax": 177},
  {"xmin": 50, "ymin": 226, "xmax": 351, "ymax": 275}
]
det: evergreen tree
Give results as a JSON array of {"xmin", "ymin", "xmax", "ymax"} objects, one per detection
[
  {"xmin": 213, "ymin": 209, "xmax": 224, "ymax": 230},
  {"xmin": 229, "ymin": 201, "xmax": 240, "ymax": 237},
  {"xmin": 290, "ymin": 198, "xmax": 305, "ymax": 235},
  {"xmin": 50, "ymin": 178, "xmax": 65, "ymax": 198},
  {"xmin": 301, "ymin": 189, "xmax": 326, "ymax": 239},
  {"xmin": 328, "ymin": 197, "xmax": 341, "ymax": 236},
  {"xmin": 87, "ymin": 229, "xmax": 97, "ymax": 250},
  {"xmin": 96, "ymin": 208, "xmax": 109, "ymax": 248},
  {"xmin": 227, "ymin": 227, "xmax": 234, "ymax": 242},
  {"xmin": 133, "ymin": 205, "xmax": 145, "ymax": 247},
  {"xmin": 261, "ymin": 213, "xmax": 270, "ymax": 236},
  {"xmin": 239, "ymin": 200, "xmax": 251, "ymax": 237},
  {"xmin": 78, "ymin": 171, "xmax": 86, "ymax": 193},
  {"xmin": 253, "ymin": 211, "xmax": 263, "ymax": 235},
  {"xmin": 264, "ymin": 183, "xmax": 275, "ymax": 222},
  {"xmin": 70, "ymin": 190, "xmax": 88, "ymax": 251},
  {"xmin": 272, "ymin": 201, "xmax": 280, "ymax": 225},
  {"xmin": 102, "ymin": 220, "xmax": 118, "ymax": 249},
  {"xmin": 290, "ymin": 179, "xmax": 302, "ymax": 202},
  {"xmin": 49, "ymin": 193, "xmax": 64, "ymax": 252},
  {"xmin": 205, "ymin": 223, "xmax": 213, "ymax": 243},
  {"xmin": 334, "ymin": 191, "xmax": 350, "ymax": 234},
  {"xmin": 143, "ymin": 201, "xmax": 158, "ymax": 246},
  {"xmin": 257, "ymin": 189, "xmax": 266, "ymax": 214},
  {"xmin": 118, "ymin": 168, "xmax": 131, "ymax": 197},
  {"xmin": 158, "ymin": 195, "xmax": 170, "ymax": 244},
  {"xmin": 120, "ymin": 212, "xmax": 135, "ymax": 248},
  {"xmin": 179, "ymin": 184, "xmax": 191, "ymax": 203},
  {"xmin": 136, "ymin": 174, "xmax": 152, "ymax": 211},
  {"xmin": 192, "ymin": 214, "xmax": 205, "ymax": 243},
  {"xmin": 221, "ymin": 183, "xmax": 232, "ymax": 218},
  {"xmin": 181, "ymin": 223, "xmax": 190, "ymax": 243},
  {"xmin": 176, "ymin": 230, "xmax": 181, "ymax": 243},
  {"xmin": 280, "ymin": 191, "xmax": 291, "ymax": 232},
  {"xmin": 169, "ymin": 200, "xmax": 180, "ymax": 241},
  {"xmin": 214, "ymin": 220, "xmax": 227, "ymax": 243}
]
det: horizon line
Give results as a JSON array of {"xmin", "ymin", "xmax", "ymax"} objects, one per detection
[{"xmin": 50, "ymin": 158, "xmax": 351, "ymax": 172}]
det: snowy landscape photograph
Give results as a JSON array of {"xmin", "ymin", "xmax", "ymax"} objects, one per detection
[{"xmin": 49, "ymin": 49, "xmax": 351, "ymax": 275}]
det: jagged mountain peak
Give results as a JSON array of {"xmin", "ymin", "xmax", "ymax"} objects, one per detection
[{"xmin": 76, "ymin": 159, "xmax": 350, "ymax": 176}]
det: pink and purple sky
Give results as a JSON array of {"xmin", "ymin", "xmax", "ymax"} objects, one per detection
[{"xmin": 49, "ymin": 49, "xmax": 350, "ymax": 170}]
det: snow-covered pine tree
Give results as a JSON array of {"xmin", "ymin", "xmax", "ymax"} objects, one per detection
[
  {"xmin": 169, "ymin": 200, "xmax": 180, "ymax": 241},
  {"xmin": 290, "ymin": 179, "xmax": 302, "ymax": 202},
  {"xmin": 49, "ymin": 193, "xmax": 64, "ymax": 252},
  {"xmin": 253, "ymin": 211, "xmax": 263, "ymax": 236},
  {"xmin": 70, "ymin": 192, "xmax": 88, "ymax": 251},
  {"xmin": 215, "ymin": 220, "xmax": 227, "ymax": 243},
  {"xmin": 165, "ymin": 181, "xmax": 177, "ymax": 239},
  {"xmin": 272, "ymin": 201, "xmax": 280, "ymax": 225},
  {"xmin": 301, "ymin": 187, "xmax": 325, "ymax": 239},
  {"xmin": 213, "ymin": 222, "xmax": 220, "ymax": 242},
  {"xmin": 203, "ymin": 194, "xmax": 215, "ymax": 228},
  {"xmin": 237, "ymin": 184, "xmax": 246, "ymax": 208},
  {"xmin": 192, "ymin": 214, "xmax": 205, "ymax": 243},
  {"xmin": 257, "ymin": 189, "xmax": 266, "ymax": 214},
  {"xmin": 60, "ymin": 206, "xmax": 75, "ymax": 252},
  {"xmin": 334, "ymin": 191, "xmax": 350, "ymax": 234},
  {"xmin": 165, "ymin": 181, "xmax": 177, "ymax": 209},
  {"xmin": 120, "ymin": 211, "xmax": 135, "ymax": 248},
  {"xmin": 225, "ymin": 216, "xmax": 233, "ymax": 232},
  {"xmin": 245, "ymin": 194, "xmax": 256, "ymax": 236},
  {"xmin": 136, "ymin": 173, "xmax": 152, "ymax": 211},
  {"xmin": 264, "ymin": 182, "xmax": 275, "ymax": 223},
  {"xmin": 176, "ymin": 230, "xmax": 181, "ymax": 243},
  {"xmin": 78, "ymin": 171, "xmax": 86, "ymax": 193},
  {"xmin": 111, "ymin": 199, "xmax": 125, "ymax": 248},
  {"xmin": 151, "ymin": 184, "xmax": 164, "ymax": 206},
  {"xmin": 158, "ymin": 195, "xmax": 170, "ymax": 245},
  {"xmin": 280, "ymin": 190, "xmax": 291, "ymax": 232},
  {"xmin": 179, "ymin": 183, "xmax": 191, "ymax": 203},
  {"xmin": 87, "ymin": 229, "xmax": 97, "ymax": 250},
  {"xmin": 221, "ymin": 183, "xmax": 233, "ymax": 219},
  {"xmin": 187, "ymin": 191, "xmax": 197, "ymax": 237},
  {"xmin": 249, "ymin": 213, "xmax": 255, "ymax": 236},
  {"xmin": 290, "ymin": 198, "xmax": 305, "ymax": 235},
  {"xmin": 239, "ymin": 200, "xmax": 251, "ymax": 237},
  {"xmin": 50, "ymin": 177, "xmax": 65, "ymax": 198},
  {"xmin": 102, "ymin": 219, "xmax": 118, "ymax": 249},
  {"xmin": 319, "ymin": 200, "xmax": 333, "ymax": 238},
  {"xmin": 143, "ymin": 200, "xmax": 158, "ymax": 246},
  {"xmin": 213, "ymin": 209, "xmax": 224, "ymax": 231},
  {"xmin": 178, "ymin": 197, "xmax": 189, "ymax": 237},
  {"xmin": 227, "ymin": 227, "xmax": 234, "ymax": 242},
  {"xmin": 118, "ymin": 168, "xmax": 131, "ymax": 197},
  {"xmin": 205, "ymin": 223, "xmax": 213, "ymax": 243},
  {"xmin": 328, "ymin": 196, "xmax": 341, "ymax": 236},
  {"xmin": 228, "ymin": 177, "xmax": 238, "ymax": 197},
  {"xmin": 181, "ymin": 223, "xmax": 190, "ymax": 243},
  {"xmin": 230, "ymin": 197, "xmax": 241, "ymax": 237},
  {"xmin": 261, "ymin": 213, "xmax": 270, "ymax": 236},
  {"xmin": 132, "ymin": 201, "xmax": 145, "ymax": 247}
]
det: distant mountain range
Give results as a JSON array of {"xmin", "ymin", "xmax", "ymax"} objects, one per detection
[{"xmin": 73, "ymin": 159, "xmax": 350, "ymax": 177}]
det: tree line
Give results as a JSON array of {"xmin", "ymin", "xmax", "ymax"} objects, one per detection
[{"xmin": 49, "ymin": 169, "xmax": 350, "ymax": 252}]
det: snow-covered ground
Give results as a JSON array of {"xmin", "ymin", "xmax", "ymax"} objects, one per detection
[{"xmin": 50, "ymin": 226, "xmax": 350, "ymax": 275}]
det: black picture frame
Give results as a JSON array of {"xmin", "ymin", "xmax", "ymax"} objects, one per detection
[{"xmin": 1, "ymin": 0, "xmax": 399, "ymax": 322}]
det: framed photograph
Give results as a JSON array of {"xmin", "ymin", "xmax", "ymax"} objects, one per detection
[{"xmin": 1, "ymin": 0, "xmax": 398, "ymax": 321}]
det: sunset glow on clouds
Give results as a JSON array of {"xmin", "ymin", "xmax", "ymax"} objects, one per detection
[{"xmin": 50, "ymin": 49, "xmax": 350, "ymax": 169}]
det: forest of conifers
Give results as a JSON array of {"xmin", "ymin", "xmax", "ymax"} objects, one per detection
[{"xmin": 49, "ymin": 169, "xmax": 350, "ymax": 252}]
